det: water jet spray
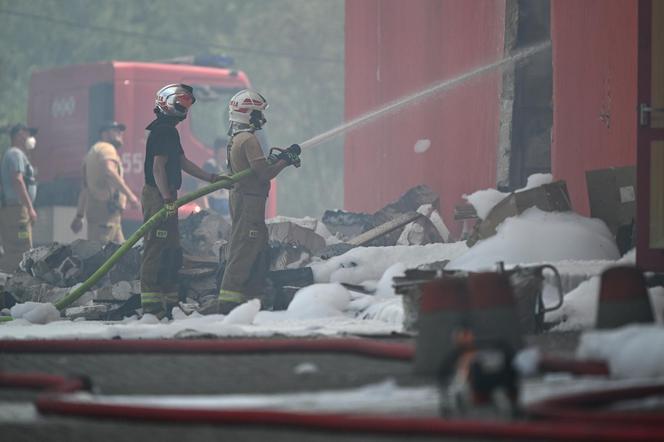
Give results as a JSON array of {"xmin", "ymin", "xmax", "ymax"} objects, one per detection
[{"xmin": 299, "ymin": 40, "xmax": 551, "ymax": 150}]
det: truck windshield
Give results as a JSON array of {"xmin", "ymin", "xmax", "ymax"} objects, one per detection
[{"xmin": 189, "ymin": 85, "xmax": 240, "ymax": 147}]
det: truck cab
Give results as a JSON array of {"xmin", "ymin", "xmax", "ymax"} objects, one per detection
[{"xmin": 28, "ymin": 58, "xmax": 276, "ymax": 241}]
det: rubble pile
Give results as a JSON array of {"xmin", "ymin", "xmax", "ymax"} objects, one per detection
[
  {"xmin": 179, "ymin": 210, "xmax": 231, "ymax": 259},
  {"xmin": 1, "ymin": 239, "xmax": 141, "ymax": 319},
  {"xmin": 321, "ymin": 210, "xmax": 375, "ymax": 241},
  {"xmin": 178, "ymin": 254, "xmax": 219, "ymax": 308},
  {"xmin": 180, "ymin": 185, "xmax": 450, "ymax": 312},
  {"xmin": 319, "ymin": 184, "xmax": 449, "ymax": 258},
  {"xmin": 466, "ymin": 180, "xmax": 572, "ymax": 246},
  {"xmin": 1, "ymin": 184, "xmax": 450, "ymax": 320},
  {"xmin": 19, "ymin": 240, "xmax": 141, "ymax": 287}
]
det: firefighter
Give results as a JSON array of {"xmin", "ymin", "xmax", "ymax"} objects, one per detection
[
  {"xmin": 0, "ymin": 124, "xmax": 38, "ymax": 273},
  {"xmin": 140, "ymin": 83, "xmax": 222, "ymax": 318},
  {"xmin": 203, "ymin": 89, "xmax": 301, "ymax": 314},
  {"xmin": 70, "ymin": 121, "xmax": 140, "ymax": 243}
]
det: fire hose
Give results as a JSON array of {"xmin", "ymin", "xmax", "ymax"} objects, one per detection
[
  {"xmin": 1, "ymin": 338, "xmax": 663, "ymax": 441},
  {"xmin": 0, "ymin": 168, "xmax": 251, "ymax": 324},
  {"xmin": 53, "ymin": 170, "xmax": 251, "ymax": 311},
  {"xmin": 0, "ymin": 145, "xmax": 303, "ymax": 322}
]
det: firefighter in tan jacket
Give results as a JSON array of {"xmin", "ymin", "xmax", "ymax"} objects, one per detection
[
  {"xmin": 70, "ymin": 121, "xmax": 139, "ymax": 243},
  {"xmin": 206, "ymin": 89, "xmax": 301, "ymax": 315}
]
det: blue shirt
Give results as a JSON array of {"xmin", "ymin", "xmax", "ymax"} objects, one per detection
[
  {"xmin": 202, "ymin": 158, "xmax": 229, "ymax": 216},
  {"xmin": 1, "ymin": 147, "xmax": 37, "ymax": 205}
]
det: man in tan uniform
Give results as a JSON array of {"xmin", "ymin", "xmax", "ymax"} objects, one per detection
[
  {"xmin": 211, "ymin": 89, "xmax": 301, "ymax": 314},
  {"xmin": 70, "ymin": 121, "xmax": 139, "ymax": 243}
]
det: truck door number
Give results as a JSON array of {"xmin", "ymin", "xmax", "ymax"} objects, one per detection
[{"xmin": 121, "ymin": 153, "xmax": 143, "ymax": 174}]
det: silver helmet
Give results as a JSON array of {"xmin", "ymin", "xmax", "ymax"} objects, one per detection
[{"xmin": 154, "ymin": 83, "xmax": 196, "ymax": 118}]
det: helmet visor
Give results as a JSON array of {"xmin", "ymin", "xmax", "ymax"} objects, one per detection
[
  {"xmin": 172, "ymin": 92, "xmax": 195, "ymax": 115},
  {"xmin": 178, "ymin": 93, "xmax": 195, "ymax": 108}
]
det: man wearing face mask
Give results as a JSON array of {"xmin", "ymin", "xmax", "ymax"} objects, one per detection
[
  {"xmin": 70, "ymin": 121, "xmax": 139, "ymax": 243},
  {"xmin": 0, "ymin": 124, "xmax": 38, "ymax": 272}
]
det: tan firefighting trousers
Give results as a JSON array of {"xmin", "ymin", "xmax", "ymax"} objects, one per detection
[
  {"xmin": 0, "ymin": 205, "xmax": 32, "ymax": 273},
  {"xmin": 86, "ymin": 196, "xmax": 124, "ymax": 243},
  {"xmin": 140, "ymin": 185, "xmax": 181, "ymax": 317},
  {"xmin": 218, "ymin": 190, "xmax": 270, "ymax": 304}
]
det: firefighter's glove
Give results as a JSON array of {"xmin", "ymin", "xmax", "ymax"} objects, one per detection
[
  {"xmin": 278, "ymin": 144, "xmax": 302, "ymax": 168},
  {"xmin": 213, "ymin": 174, "xmax": 235, "ymax": 189},
  {"xmin": 164, "ymin": 201, "xmax": 178, "ymax": 218}
]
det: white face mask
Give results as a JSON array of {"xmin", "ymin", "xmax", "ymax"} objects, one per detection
[{"xmin": 25, "ymin": 136, "xmax": 36, "ymax": 150}]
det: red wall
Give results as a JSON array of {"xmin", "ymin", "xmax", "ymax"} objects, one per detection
[
  {"xmin": 345, "ymin": 0, "xmax": 505, "ymax": 236},
  {"xmin": 551, "ymin": 0, "xmax": 638, "ymax": 214}
]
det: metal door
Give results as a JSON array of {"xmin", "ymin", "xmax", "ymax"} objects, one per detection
[{"xmin": 637, "ymin": 0, "xmax": 664, "ymax": 270}]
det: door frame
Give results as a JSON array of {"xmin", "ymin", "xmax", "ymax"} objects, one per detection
[{"xmin": 636, "ymin": 0, "xmax": 664, "ymax": 271}]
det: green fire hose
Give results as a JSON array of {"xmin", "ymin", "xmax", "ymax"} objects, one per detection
[
  {"xmin": 51, "ymin": 169, "xmax": 252, "ymax": 312},
  {"xmin": 0, "ymin": 169, "xmax": 251, "ymax": 322}
]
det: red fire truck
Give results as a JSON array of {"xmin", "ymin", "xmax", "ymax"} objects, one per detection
[{"xmin": 28, "ymin": 56, "xmax": 276, "ymax": 241}]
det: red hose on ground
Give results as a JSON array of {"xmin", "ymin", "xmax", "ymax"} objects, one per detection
[
  {"xmin": 4, "ymin": 338, "xmax": 661, "ymax": 441},
  {"xmin": 538, "ymin": 354, "xmax": 610, "ymax": 376},
  {"xmin": 0, "ymin": 372, "xmax": 82, "ymax": 392},
  {"xmin": 33, "ymin": 395, "xmax": 664, "ymax": 442},
  {"xmin": 2, "ymin": 372, "xmax": 660, "ymax": 441},
  {"xmin": 0, "ymin": 338, "xmax": 609, "ymax": 373},
  {"xmin": 526, "ymin": 384, "xmax": 664, "ymax": 427},
  {"xmin": 0, "ymin": 372, "xmax": 57, "ymax": 389},
  {"xmin": 0, "ymin": 338, "xmax": 414, "ymax": 360}
]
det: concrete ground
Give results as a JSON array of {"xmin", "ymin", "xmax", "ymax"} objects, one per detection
[{"xmin": 0, "ymin": 332, "xmax": 580, "ymax": 442}]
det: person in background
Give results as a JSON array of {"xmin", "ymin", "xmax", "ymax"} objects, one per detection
[
  {"xmin": 200, "ymin": 136, "xmax": 230, "ymax": 217},
  {"xmin": 140, "ymin": 83, "xmax": 224, "ymax": 318},
  {"xmin": 70, "ymin": 121, "xmax": 139, "ymax": 243},
  {"xmin": 0, "ymin": 124, "xmax": 38, "ymax": 272}
]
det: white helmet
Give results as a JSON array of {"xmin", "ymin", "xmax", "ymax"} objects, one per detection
[
  {"xmin": 228, "ymin": 89, "xmax": 268, "ymax": 127},
  {"xmin": 154, "ymin": 83, "xmax": 196, "ymax": 118}
]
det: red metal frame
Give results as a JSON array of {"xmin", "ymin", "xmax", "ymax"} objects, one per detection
[{"xmin": 636, "ymin": 0, "xmax": 664, "ymax": 271}]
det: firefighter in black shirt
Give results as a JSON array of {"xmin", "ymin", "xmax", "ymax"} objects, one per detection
[{"xmin": 141, "ymin": 83, "xmax": 221, "ymax": 318}]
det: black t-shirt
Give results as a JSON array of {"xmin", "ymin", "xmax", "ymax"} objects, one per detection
[{"xmin": 144, "ymin": 118, "xmax": 184, "ymax": 190}]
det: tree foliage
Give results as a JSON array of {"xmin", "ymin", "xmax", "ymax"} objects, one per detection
[{"xmin": 0, "ymin": 0, "xmax": 344, "ymax": 216}]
